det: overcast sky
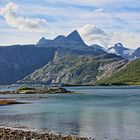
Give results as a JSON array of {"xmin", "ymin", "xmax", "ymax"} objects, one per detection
[{"xmin": 0, "ymin": 0, "xmax": 140, "ymax": 48}]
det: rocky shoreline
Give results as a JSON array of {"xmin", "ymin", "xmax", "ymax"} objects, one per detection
[
  {"xmin": 0, "ymin": 128, "xmax": 91, "ymax": 140},
  {"xmin": 0, "ymin": 87, "xmax": 73, "ymax": 94}
]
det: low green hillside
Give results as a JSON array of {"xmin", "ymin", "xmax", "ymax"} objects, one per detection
[{"xmin": 96, "ymin": 59, "xmax": 140, "ymax": 85}]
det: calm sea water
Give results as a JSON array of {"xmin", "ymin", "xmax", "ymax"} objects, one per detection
[{"xmin": 0, "ymin": 86, "xmax": 140, "ymax": 140}]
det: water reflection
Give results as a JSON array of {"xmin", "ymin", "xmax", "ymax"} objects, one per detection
[{"xmin": 0, "ymin": 86, "xmax": 140, "ymax": 140}]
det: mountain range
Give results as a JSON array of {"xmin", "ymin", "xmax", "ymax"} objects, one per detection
[
  {"xmin": 37, "ymin": 31, "xmax": 140, "ymax": 60},
  {"xmin": 0, "ymin": 30, "xmax": 140, "ymax": 85},
  {"xmin": 108, "ymin": 43, "xmax": 137, "ymax": 60}
]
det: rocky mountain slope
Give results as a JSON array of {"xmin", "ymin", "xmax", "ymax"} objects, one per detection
[
  {"xmin": 130, "ymin": 47, "xmax": 140, "ymax": 59},
  {"xmin": 96, "ymin": 58, "xmax": 140, "ymax": 85},
  {"xmin": 108, "ymin": 43, "xmax": 134, "ymax": 60},
  {"xmin": 107, "ymin": 43, "xmax": 140, "ymax": 60},
  {"xmin": 20, "ymin": 52, "xmax": 127, "ymax": 85}
]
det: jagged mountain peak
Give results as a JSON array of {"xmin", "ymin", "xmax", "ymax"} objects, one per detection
[
  {"xmin": 70, "ymin": 30, "xmax": 79, "ymax": 34},
  {"xmin": 37, "ymin": 37, "xmax": 46, "ymax": 44},
  {"xmin": 40, "ymin": 37, "xmax": 46, "ymax": 40},
  {"xmin": 36, "ymin": 37, "xmax": 53, "ymax": 47},
  {"xmin": 36, "ymin": 37, "xmax": 47, "ymax": 45},
  {"xmin": 36, "ymin": 30, "xmax": 85, "ymax": 48},
  {"xmin": 64, "ymin": 30, "xmax": 85, "ymax": 45}
]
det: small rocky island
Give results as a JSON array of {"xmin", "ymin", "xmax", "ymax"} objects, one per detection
[{"xmin": 0, "ymin": 87, "xmax": 72, "ymax": 94}]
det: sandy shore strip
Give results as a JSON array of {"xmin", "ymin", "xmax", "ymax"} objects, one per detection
[
  {"xmin": 0, "ymin": 127, "xmax": 93, "ymax": 140},
  {"xmin": 0, "ymin": 99, "xmax": 26, "ymax": 105}
]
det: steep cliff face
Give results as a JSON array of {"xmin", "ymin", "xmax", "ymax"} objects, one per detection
[
  {"xmin": 21, "ymin": 52, "xmax": 127, "ymax": 85},
  {"xmin": 0, "ymin": 45, "xmax": 55, "ymax": 84}
]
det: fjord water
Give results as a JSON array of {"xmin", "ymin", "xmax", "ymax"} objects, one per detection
[{"xmin": 0, "ymin": 86, "xmax": 140, "ymax": 140}]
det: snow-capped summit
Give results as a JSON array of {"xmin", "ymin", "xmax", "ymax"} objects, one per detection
[
  {"xmin": 108, "ymin": 43, "xmax": 127, "ymax": 54},
  {"xmin": 108, "ymin": 43, "xmax": 134, "ymax": 60}
]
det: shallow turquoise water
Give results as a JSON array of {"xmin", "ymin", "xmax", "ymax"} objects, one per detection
[{"xmin": 0, "ymin": 86, "xmax": 140, "ymax": 140}]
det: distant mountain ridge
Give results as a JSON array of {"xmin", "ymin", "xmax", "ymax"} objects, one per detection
[
  {"xmin": 108, "ymin": 43, "xmax": 135, "ymax": 60},
  {"xmin": 36, "ymin": 30, "xmax": 107, "ymax": 56},
  {"xmin": 36, "ymin": 30, "xmax": 139, "ymax": 60},
  {"xmin": 0, "ymin": 29, "xmax": 139, "ymax": 85},
  {"xmin": 36, "ymin": 30, "xmax": 86, "ymax": 48}
]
